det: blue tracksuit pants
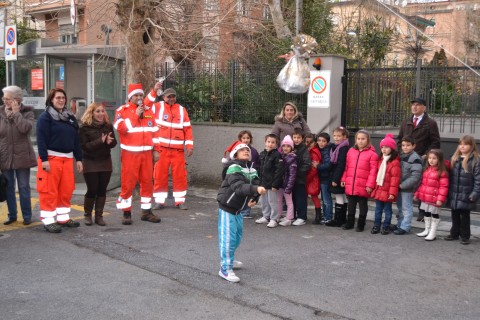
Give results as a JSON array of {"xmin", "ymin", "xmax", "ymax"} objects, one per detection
[{"xmin": 218, "ymin": 208, "xmax": 243, "ymax": 271}]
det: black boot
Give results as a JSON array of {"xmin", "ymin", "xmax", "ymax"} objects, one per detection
[
  {"xmin": 325, "ymin": 204, "xmax": 340, "ymax": 227},
  {"xmin": 84, "ymin": 196, "xmax": 95, "ymax": 226},
  {"xmin": 94, "ymin": 196, "xmax": 106, "ymax": 226},
  {"xmin": 312, "ymin": 208, "xmax": 323, "ymax": 225},
  {"xmin": 337, "ymin": 203, "xmax": 348, "ymax": 227},
  {"xmin": 356, "ymin": 212, "xmax": 367, "ymax": 232},
  {"xmin": 342, "ymin": 207, "xmax": 355, "ymax": 230},
  {"xmin": 122, "ymin": 211, "xmax": 132, "ymax": 225}
]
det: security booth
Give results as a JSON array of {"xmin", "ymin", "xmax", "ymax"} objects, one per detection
[{"xmin": 7, "ymin": 38, "xmax": 126, "ymax": 190}]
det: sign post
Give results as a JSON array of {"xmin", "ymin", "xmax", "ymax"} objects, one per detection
[{"xmin": 4, "ymin": 24, "xmax": 17, "ymax": 61}]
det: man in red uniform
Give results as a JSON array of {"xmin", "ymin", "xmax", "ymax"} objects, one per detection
[
  {"xmin": 153, "ymin": 88, "xmax": 194, "ymax": 209},
  {"xmin": 114, "ymin": 83, "xmax": 162, "ymax": 224}
]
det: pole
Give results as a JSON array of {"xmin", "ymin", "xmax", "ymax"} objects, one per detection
[
  {"xmin": 415, "ymin": 58, "xmax": 422, "ymax": 97},
  {"xmin": 295, "ymin": 0, "xmax": 303, "ymax": 35}
]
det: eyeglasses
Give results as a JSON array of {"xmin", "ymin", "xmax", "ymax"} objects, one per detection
[
  {"xmin": 2, "ymin": 97, "xmax": 14, "ymax": 102},
  {"xmin": 54, "ymin": 96, "xmax": 66, "ymax": 100}
]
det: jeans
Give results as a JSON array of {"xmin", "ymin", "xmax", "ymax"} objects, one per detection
[
  {"xmin": 320, "ymin": 183, "xmax": 333, "ymax": 220},
  {"xmin": 4, "ymin": 168, "xmax": 32, "ymax": 221},
  {"xmin": 374, "ymin": 200, "xmax": 393, "ymax": 229},
  {"xmin": 293, "ymin": 184, "xmax": 308, "ymax": 220},
  {"xmin": 396, "ymin": 191, "xmax": 413, "ymax": 232}
]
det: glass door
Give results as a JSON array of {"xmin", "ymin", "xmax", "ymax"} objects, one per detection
[{"xmin": 48, "ymin": 57, "xmax": 65, "ymax": 91}]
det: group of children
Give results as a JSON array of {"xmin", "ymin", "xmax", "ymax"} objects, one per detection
[{"xmin": 216, "ymin": 128, "xmax": 480, "ymax": 282}]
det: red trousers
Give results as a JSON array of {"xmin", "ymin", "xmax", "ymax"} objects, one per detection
[
  {"xmin": 117, "ymin": 150, "xmax": 153, "ymax": 211},
  {"xmin": 37, "ymin": 156, "xmax": 75, "ymax": 225},
  {"xmin": 153, "ymin": 148, "xmax": 187, "ymax": 205}
]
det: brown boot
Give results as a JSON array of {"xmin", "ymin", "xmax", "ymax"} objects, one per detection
[
  {"xmin": 122, "ymin": 211, "xmax": 132, "ymax": 225},
  {"xmin": 94, "ymin": 197, "xmax": 106, "ymax": 226},
  {"xmin": 141, "ymin": 209, "xmax": 161, "ymax": 223},
  {"xmin": 84, "ymin": 196, "xmax": 95, "ymax": 226}
]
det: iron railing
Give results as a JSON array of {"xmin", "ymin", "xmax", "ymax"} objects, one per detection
[
  {"xmin": 155, "ymin": 62, "xmax": 308, "ymax": 124},
  {"xmin": 344, "ymin": 60, "xmax": 480, "ymax": 135}
]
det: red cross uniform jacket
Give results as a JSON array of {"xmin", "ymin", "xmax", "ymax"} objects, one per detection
[
  {"xmin": 114, "ymin": 102, "xmax": 157, "ymax": 152},
  {"xmin": 153, "ymin": 101, "xmax": 194, "ymax": 151}
]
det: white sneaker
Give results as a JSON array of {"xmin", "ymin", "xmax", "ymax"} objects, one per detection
[
  {"xmin": 267, "ymin": 220, "xmax": 278, "ymax": 228},
  {"xmin": 233, "ymin": 260, "xmax": 243, "ymax": 269},
  {"xmin": 255, "ymin": 217, "xmax": 269, "ymax": 224},
  {"xmin": 292, "ymin": 218, "xmax": 306, "ymax": 226},
  {"xmin": 218, "ymin": 269, "xmax": 240, "ymax": 283},
  {"xmin": 279, "ymin": 216, "xmax": 287, "ymax": 222},
  {"xmin": 279, "ymin": 219, "xmax": 292, "ymax": 226}
]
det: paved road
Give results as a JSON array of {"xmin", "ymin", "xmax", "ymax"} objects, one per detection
[{"xmin": 1, "ymin": 188, "xmax": 480, "ymax": 320}]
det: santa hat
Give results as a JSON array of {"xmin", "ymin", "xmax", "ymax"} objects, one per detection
[
  {"xmin": 230, "ymin": 143, "xmax": 251, "ymax": 160},
  {"xmin": 380, "ymin": 133, "xmax": 396, "ymax": 150},
  {"xmin": 281, "ymin": 135, "xmax": 294, "ymax": 148},
  {"xmin": 222, "ymin": 141, "xmax": 242, "ymax": 163},
  {"xmin": 128, "ymin": 83, "xmax": 144, "ymax": 100}
]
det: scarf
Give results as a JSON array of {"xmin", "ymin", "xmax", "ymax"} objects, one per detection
[
  {"xmin": 46, "ymin": 106, "xmax": 79, "ymax": 129},
  {"xmin": 376, "ymin": 155, "xmax": 391, "ymax": 186},
  {"xmin": 330, "ymin": 139, "xmax": 349, "ymax": 164}
]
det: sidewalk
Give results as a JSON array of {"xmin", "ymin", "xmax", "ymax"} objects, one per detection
[{"xmin": 188, "ymin": 185, "xmax": 480, "ymax": 238}]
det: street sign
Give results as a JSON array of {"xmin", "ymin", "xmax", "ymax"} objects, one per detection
[
  {"xmin": 4, "ymin": 24, "xmax": 17, "ymax": 61},
  {"xmin": 308, "ymin": 70, "xmax": 331, "ymax": 108}
]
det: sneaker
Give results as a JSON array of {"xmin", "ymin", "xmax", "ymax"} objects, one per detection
[
  {"xmin": 255, "ymin": 217, "xmax": 269, "ymax": 224},
  {"xmin": 319, "ymin": 218, "xmax": 327, "ymax": 225},
  {"xmin": 279, "ymin": 217, "xmax": 287, "ymax": 222},
  {"xmin": 218, "ymin": 269, "xmax": 240, "ymax": 283},
  {"xmin": 292, "ymin": 218, "xmax": 306, "ymax": 226},
  {"xmin": 233, "ymin": 260, "xmax": 243, "ymax": 269},
  {"xmin": 44, "ymin": 223, "xmax": 62, "ymax": 233},
  {"xmin": 461, "ymin": 238, "xmax": 470, "ymax": 245},
  {"xmin": 58, "ymin": 219, "xmax": 80, "ymax": 227},
  {"xmin": 279, "ymin": 219, "xmax": 292, "ymax": 226},
  {"xmin": 242, "ymin": 214, "xmax": 253, "ymax": 219},
  {"xmin": 176, "ymin": 203, "xmax": 188, "ymax": 210},
  {"xmin": 371, "ymin": 226, "xmax": 380, "ymax": 234},
  {"xmin": 444, "ymin": 235, "xmax": 459, "ymax": 241},
  {"xmin": 394, "ymin": 228, "xmax": 407, "ymax": 235},
  {"xmin": 267, "ymin": 220, "xmax": 278, "ymax": 228}
]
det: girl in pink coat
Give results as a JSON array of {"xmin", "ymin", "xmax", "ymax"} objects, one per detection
[
  {"xmin": 415, "ymin": 149, "xmax": 449, "ymax": 241},
  {"xmin": 341, "ymin": 130, "xmax": 378, "ymax": 231},
  {"xmin": 370, "ymin": 134, "xmax": 401, "ymax": 235}
]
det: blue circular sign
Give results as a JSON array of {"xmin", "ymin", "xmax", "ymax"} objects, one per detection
[{"xmin": 6, "ymin": 28, "xmax": 15, "ymax": 45}]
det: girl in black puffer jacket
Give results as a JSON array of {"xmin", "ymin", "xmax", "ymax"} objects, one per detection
[{"xmin": 446, "ymin": 135, "xmax": 480, "ymax": 245}]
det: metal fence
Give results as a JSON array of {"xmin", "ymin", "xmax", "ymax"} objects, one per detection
[
  {"xmin": 155, "ymin": 62, "xmax": 308, "ymax": 124},
  {"xmin": 344, "ymin": 60, "xmax": 480, "ymax": 135}
]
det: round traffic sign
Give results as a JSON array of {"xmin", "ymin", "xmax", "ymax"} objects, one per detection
[
  {"xmin": 311, "ymin": 76, "xmax": 327, "ymax": 94},
  {"xmin": 6, "ymin": 27, "xmax": 15, "ymax": 45}
]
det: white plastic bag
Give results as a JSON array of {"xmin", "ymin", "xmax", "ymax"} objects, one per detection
[{"xmin": 276, "ymin": 53, "xmax": 310, "ymax": 94}]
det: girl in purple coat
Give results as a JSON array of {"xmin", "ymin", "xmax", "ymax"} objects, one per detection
[
  {"xmin": 277, "ymin": 135, "xmax": 297, "ymax": 226},
  {"xmin": 341, "ymin": 130, "xmax": 378, "ymax": 231}
]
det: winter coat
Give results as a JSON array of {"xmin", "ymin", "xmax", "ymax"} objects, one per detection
[
  {"xmin": 448, "ymin": 155, "xmax": 480, "ymax": 210},
  {"xmin": 329, "ymin": 144, "xmax": 349, "ymax": 194},
  {"xmin": 281, "ymin": 152, "xmax": 297, "ymax": 194},
  {"xmin": 249, "ymin": 144, "xmax": 260, "ymax": 171},
  {"xmin": 271, "ymin": 113, "xmax": 311, "ymax": 142},
  {"xmin": 294, "ymin": 143, "xmax": 311, "ymax": 185},
  {"xmin": 398, "ymin": 151, "xmax": 423, "ymax": 192},
  {"xmin": 79, "ymin": 122, "xmax": 117, "ymax": 173},
  {"xmin": 371, "ymin": 156, "xmax": 401, "ymax": 202},
  {"xmin": 398, "ymin": 113, "xmax": 440, "ymax": 157},
  {"xmin": 317, "ymin": 143, "xmax": 332, "ymax": 183},
  {"xmin": 0, "ymin": 104, "xmax": 37, "ymax": 170},
  {"xmin": 259, "ymin": 149, "xmax": 284, "ymax": 189},
  {"xmin": 217, "ymin": 160, "xmax": 261, "ymax": 214},
  {"xmin": 341, "ymin": 145, "xmax": 378, "ymax": 198},
  {"xmin": 415, "ymin": 167, "xmax": 449, "ymax": 205},
  {"xmin": 306, "ymin": 147, "xmax": 321, "ymax": 196}
]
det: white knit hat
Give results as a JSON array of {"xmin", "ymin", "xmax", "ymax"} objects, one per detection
[{"xmin": 230, "ymin": 143, "xmax": 251, "ymax": 160}]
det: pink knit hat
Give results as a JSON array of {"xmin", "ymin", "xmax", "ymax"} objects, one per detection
[
  {"xmin": 281, "ymin": 135, "xmax": 294, "ymax": 148},
  {"xmin": 380, "ymin": 133, "xmax": 396, "ymax": 150}
]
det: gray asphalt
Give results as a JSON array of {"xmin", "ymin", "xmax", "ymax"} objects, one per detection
[{"xmin": 1, "ymin": 187, "xmax": 480, "ymax": 320}]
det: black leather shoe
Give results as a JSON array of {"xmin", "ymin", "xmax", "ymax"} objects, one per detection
[
  {"xmin": 23, "ymin": 220, "xmax": 32, "ymax": 225},
  {"xmin": 3, "ymin": 218, "xmax": 17, "ymax": 225}
]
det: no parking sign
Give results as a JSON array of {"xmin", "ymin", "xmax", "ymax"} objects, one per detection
[
  {"xmin": 4, "ymin": 24, "xmax": 17, "ymax": 61},
  {"xmin": 308, "ymin": 70, "xmax": 331, "ymax": 108}
]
